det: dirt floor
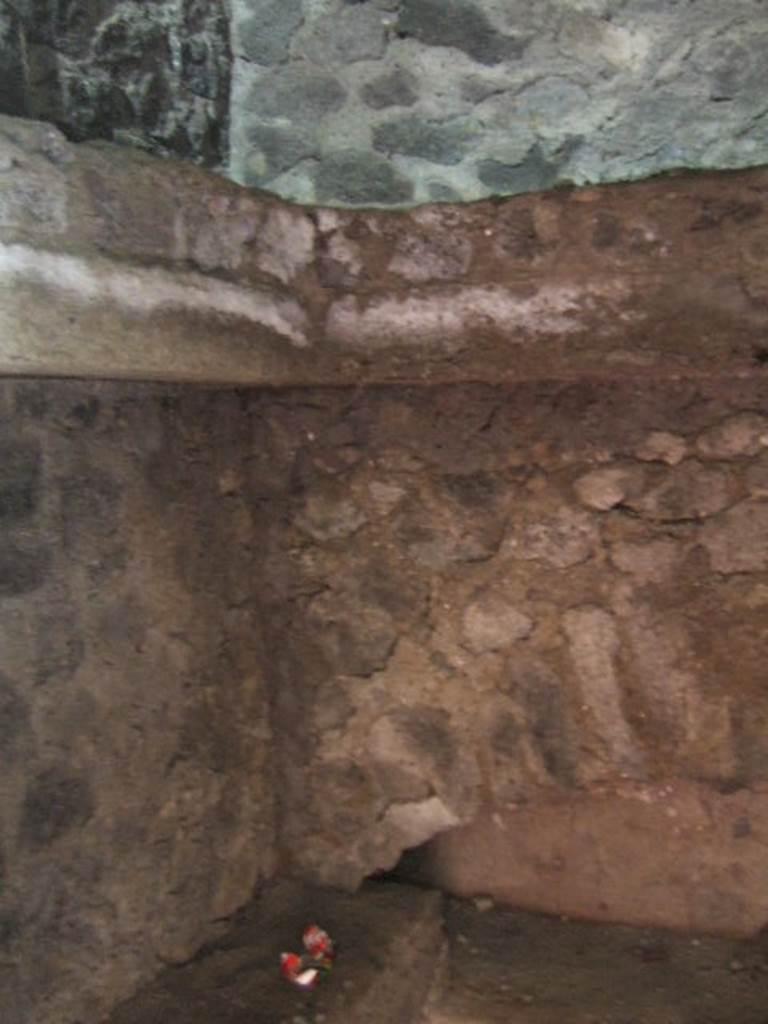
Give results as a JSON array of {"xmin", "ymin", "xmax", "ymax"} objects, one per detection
[
  {"xmin": 428, "ymin": 898, "xmax": 768, "ymax": 1024},
  {"xmin": 106, "ymin": 881, "xmax": 768, "ymax": 1024},
  {"xmin": 105, "ymin": 880, "xmax": 443, "ymax": 1024}
]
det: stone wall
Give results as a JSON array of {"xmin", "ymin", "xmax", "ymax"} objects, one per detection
[
  {"xmin": 5, "ymin": 114, "xmax": 768, "ymax": 1022},
  {"xmin": 2, "ymin": 380, "xmax": 276, "ymax": 1024},
  {"xmin": 232, "ymin": 0, "xmax": 768, "ymax": 205},
  {"xmin": 0, "ymin": 0, "xmax": 231, "ymax": 166},
  {"xmin": 7, "ymin": 373, "xmax": 768, "ymax": 1024},
  {"xmin": 2, "ymin": 2, "xmax": 768, "ymax": 206},
  {"xmin": 256, "ymin": 379, "xmax": 768, "ymax": 934}
]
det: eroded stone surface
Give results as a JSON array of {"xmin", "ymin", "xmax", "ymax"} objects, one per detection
[
  {"xmin": 634, "ymin": 430, "xmax": 688, "ymax": 465},
  {"xmin": 701, "ymin": 500, "xmax": 768, "ymax": 573},
  {"xmin": 696, "ymin": 412, "xmax": 768, "ymax": 459},
  {"xmin": 2, "ymin": 380, "xmax": 275, "ymax": 1024},
  {"xmin": 574, "ymin": 464, "xmax": 645, "ymax": 511},
  {"xmin": 462, "ymin": 590, "xmax": 534, "ymax": 653},
  {"xmin": 3, "ymin": 117, "xmax": 768, "ymax": 387},
  {"xmin": 0, "ymin": 0, "xmax": 231, "ymax": 166},
  {"xmin": 256, "ymin": 380, "xmax": 768, "ymax": 918},
  {"xmin": 626, "ymin": 460, "xmax": 738, "ymax": 521}
]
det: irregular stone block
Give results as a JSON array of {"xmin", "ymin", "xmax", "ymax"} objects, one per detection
[
  {"xmin": 609, "ymin": 539, "xmax": 680, "ymax": 584},
  {"xmin": 295, "ymin": 490, "xmax": 368, "ymax": 541},
  {"xmin": 362, "ymin": 67, "xmax": 420, "ymax": 110},
  {"xmin": 368, "ymin": 479, "xmax": 407, "ymax": 515},
  {"xmin": 307, "ymin": 590, "xmax": 397, "ymax": 677},
  {"xmin": 696, "ymin": 413, "xmax": 768, "ymax": 459},
  {"xmin": 477, "ymin": 143, "xmax": 570, "ymax": 194},
  {"xmin": 0, "ymin": 118, "xmax": 69, "ymax": 233},
  {"xmin": 235, "ymin": 0, "xmax": 303, "ymax": 65},
  {"xmin": 462, "ymin": 591, "xmax": 534, "ymax": 652},
  {"xmin": 388, "ymin": 706, "xmax": 457, "ymax": 775},
  {"xmin": 389, "ymin": 230, "xmax": 473, "ymax": 282},
  {"xmin": 562, "ymin": 605, "xmax": 641, "ymax": 775},
  {"xmin": 382, "ymin": 795, "xmax": 460, "ymax": 850},
  {"xmin": 701, "ymin": 500, "xmax": 768, "ymax": 573},
  {"xmin": 627, "ymin": 461, "xmax": 735, "ymax": 521},
  {"xmin": 296, "ymin": 5, "xmax": 387, "ymax": 64},
  {"xmin": 187, "ymin": 194, "xmax": 263, "ymax": 273},
  {"xmin": 253, "ymin": 206, "xmax": 316, "ymax": 285},
  {"xmin": 397, "ymin": 0, "xmax": 524, "ymax": 65},
  {"xmin": 396, "ymin": 503, "xmax": 503, "ymax": 568},
  {"xmin": 634, "ymin": 430, "xmax": 687, "ymax": 465},
  {"xmin": 694, "ymin": 29, "xmax": 768, "ymax": 103},
  {"xmin": 246, "ymin": 66, "xmax": 347, "ymax": 121},
  {"xmin": 574, "ymin": 464, "xmax": 645, "ymax": 511},
  {"xmin": 242, "ymin": 122, "xmax": 316, "ymax": 185},
  {"xmin": 314, "ymin": 150, "xmax": 414, "ymax": 205},
  {"xmin": 373, "ymin": 114, "xmax": 474, "ymax": 165},
  {"xmin": 510, "ymin": 507, "xmax": 598, "ymax": 569},
  {"xmin": 491, "ymin": 207, "xmax": 541, "ymax": 261},
  {"xmin": 517, "ymin": 76, "xmax": 590, "ymax": 123},
  {"xmin": 504, "ymin": 653, "xmax": 576, "ymax": 787}
]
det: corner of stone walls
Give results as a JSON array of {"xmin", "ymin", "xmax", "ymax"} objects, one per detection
[{"xmin": 5, "ymin": 107, "xmax": 768, "ymax": 1024}]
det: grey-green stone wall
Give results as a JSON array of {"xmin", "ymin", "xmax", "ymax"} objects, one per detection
[
  {"xmin": 231, "ymin": 0, "xmax": 768, "ymax": 205},
  {"xmin": 2, "ymin": 1, "xmax": 767, "ymax": 207}
]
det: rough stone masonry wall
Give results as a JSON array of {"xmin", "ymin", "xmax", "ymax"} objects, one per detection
[
  {"xmin": 231, "ymin": 0, "xmax": 768, "ymax": 205},
  {"xmin": 1, "ymin": 379, "xmax": 276, "ymax": 1024},
  {"xmin": 5, "ymin": 113, "xmax": 768, "ymax": 1024},
  {"xmin": 2, "ymin": 2, "xmax": 768, "ymax": 206},
  {"xmin": 0, "ymin": 0, "xmax": 231, "ymax": 166},
  {"xmin": 259, "ymin": 379, "xmax": 768, "ymax": 934}
]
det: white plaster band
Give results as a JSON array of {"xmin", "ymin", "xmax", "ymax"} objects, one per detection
[
  {"xmin": 326, "ymin": 282, "xmax": 632, "ymax": 350},
  {"xmin": 0, "ymin": 241, "xmax": 310, "ymax": 348}
]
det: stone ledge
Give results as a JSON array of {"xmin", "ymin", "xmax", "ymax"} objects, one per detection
[
  {"xmin": 2, "ymin": 115, "xmax": 768, "ymax": 385},
  {"xmin": 416, "ymin": 781, "xmax": 768, "ymax": 937}
]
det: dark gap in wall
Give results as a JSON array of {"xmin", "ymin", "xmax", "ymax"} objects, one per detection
[{"xmin": 368, "ymin": 842, "xmax": 436, "ymax": 891}]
